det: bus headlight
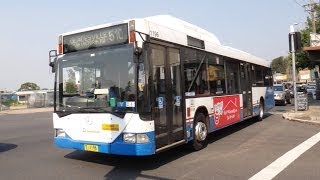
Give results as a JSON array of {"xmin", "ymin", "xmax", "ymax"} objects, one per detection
[
  {"xmin": 123, "ymin": 133, "xmax": 149, "ymax": 143},
  {"xmin": 136, "ymin": 134, "xmax": 149, "ymax": 143},
  {"xmin": 55, "ymin": 129, "xmax": 66, "ymax": 137},
  {"xmin": 123, "ymin": 133, "xmax": 136, "ymax": 143}
]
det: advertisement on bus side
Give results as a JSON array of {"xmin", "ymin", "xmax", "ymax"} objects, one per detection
[{"xmin": 213, "ymin": 95, "xmax": 241, "ymax": 128}]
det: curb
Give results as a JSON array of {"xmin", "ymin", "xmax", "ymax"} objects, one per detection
[
  {"xmin": 282, "ymin": 113, "xmax": 320, "ymax": 125},
  {"xmin": 0, "ymin": 107, "xmax": 53, "ymax": 115}
]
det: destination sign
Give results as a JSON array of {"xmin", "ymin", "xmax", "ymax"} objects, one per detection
[{"xmin": 63, "ymin": 24, "xmax": 128, "ymax": 53}]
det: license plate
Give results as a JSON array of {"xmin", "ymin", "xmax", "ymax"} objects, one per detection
[{"xmin": 84, "ymin": 144, "xmax": 99, "ymax": 152}]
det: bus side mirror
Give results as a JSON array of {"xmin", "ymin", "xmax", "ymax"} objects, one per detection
[
  {"xmin": 133, "ymin": 36, "xmax": 145, "ymax": 63},
  {"xmin": 134, "ymin": 47, "xmax": 143, "ymax": 63},
  {"xmin": 134, "ymin": 47, "xmax": 143, "ymax": 55},
  {"xmin": 49, "ymin": 50, "xmax": 57, "ymax": 73}
]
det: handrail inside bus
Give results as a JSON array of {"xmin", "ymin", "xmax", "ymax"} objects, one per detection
[{"xmin": 188, "ymin": 55, "xmax": 206, "ymax": 92}]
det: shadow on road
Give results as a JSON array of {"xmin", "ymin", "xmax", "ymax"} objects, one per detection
[
  {"xmin": 0, "ymin": 143, "xmax": 18, "ymax": 153},
  {"xmin": 65, "ymin": 146, "xmax": 187, "ymax": 180},
  {"xmin": 64, "ymin": 116, "xmax": 270, "ymax": 180},
  {"xmin": 207, "ymin": 114, "xmax": 271, "ymax": 144}
]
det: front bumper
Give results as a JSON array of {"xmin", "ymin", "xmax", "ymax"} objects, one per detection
[
  {"xmin": 274, "ymin": 98, "xmax": 285, "ymax": 101},
  {"xmin": 54, "ymin": 132, "xmax": 155, "ymax": 156},
  {"xmin": 274, "ymin": 96, "xmax": 285, "ymax": 101}
]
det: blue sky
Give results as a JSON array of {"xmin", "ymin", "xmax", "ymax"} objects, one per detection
[{"xmin": 0, "ymin": 0, "xmax": 308, "ymax": 91}]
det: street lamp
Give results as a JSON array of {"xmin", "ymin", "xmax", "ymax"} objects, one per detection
[{"xmin": 290, "ymin": 23, "xmax": 298, "ymax": 112}]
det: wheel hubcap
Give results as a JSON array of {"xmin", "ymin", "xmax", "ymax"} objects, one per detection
[{"xmin": 195, "ymin": 122, "xmax": 207, "ymax": 141}]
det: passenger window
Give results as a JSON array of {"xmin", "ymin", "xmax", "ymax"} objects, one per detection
[
  {"xmin": 183, "ymin": 49, "xmax": 209, "ymax": 95},
  {"xmin": 208, "ymin": 56, "xmax": 225, "ymax": 95},
  {"xmin": 226, "ymin": 61, "xmax": 240, "ymax": 94}
]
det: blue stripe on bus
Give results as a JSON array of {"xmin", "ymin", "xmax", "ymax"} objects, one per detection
[
  {"xmin": 265, "ymin": 87, "xmax": 275, "ymax": 111},
  {"xmin": 240, "ymin": 109, "xmax": 244, "ymax": 121},
  {"xmin": 54, "ymin": 131, "xmax": 155, "ymax": 156},
  {"xmin": 186, "ymin": 120, "xmax": 193, "ymax": 141},
  {"xmin": 252, "ymin": 105, "xmax": 259, "ymax": 116},
  {"xmin": 209, "ymin": 116, "xmax": 214, "ymax": 133}
]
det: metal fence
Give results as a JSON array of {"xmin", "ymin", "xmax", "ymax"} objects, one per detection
[{"xmin": 0, "ymin": 92, "xmax": 54, "ymax": 111}]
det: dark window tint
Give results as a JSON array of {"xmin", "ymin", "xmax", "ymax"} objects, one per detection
[
  {"xmin": 137, "ymin": 49, "xmax": 152, "ymax": 119},
  {"xmin": 208, "ymin": 55, "xmax": 225, "ymax": 95},
  {"xmin": 253, "ymin": 65, "xmax": 272, "ymax": 87},
  {"xmin": 187, "ymin": 36, "xmax": 205, "ymax": 49},
  {"xmin": 183, "ymin": 49, "xmax": 209, "ymax": 95},
  {"xmin": 255, "ymin": 66, "xmax": 264, "ymax": 86},
  {"xmin": 264, "ymin": 68, "xmax": 273, "ymax": 86},
  {"xmin": 226, "ymin": 60, "xmax": 240, "ymax": 94}
]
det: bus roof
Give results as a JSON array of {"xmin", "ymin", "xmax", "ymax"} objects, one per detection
[{"xmin": 60, "ymin": 15, "xmax": 270, "ymax": 67}]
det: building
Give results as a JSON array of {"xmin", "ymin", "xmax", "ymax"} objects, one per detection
[
  {"xmin": 15, "ymin": 90, "xmax": 54, "ymax": 107},
  {"xmin": 303, "ymin": 33, "xmax": 320, "ymax": 99}
]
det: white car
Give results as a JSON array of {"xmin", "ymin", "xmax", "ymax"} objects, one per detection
[{"xmin": 273, "ymin": 84, "xmax": 291, "ymax": 105}]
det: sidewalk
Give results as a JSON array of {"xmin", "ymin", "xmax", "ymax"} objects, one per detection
[
  {"xmin": 0, "ymin": 107, "xmax": 53, "ymax": 115},
  {"xmin": 282, "ymin": 98, "xmax": 320, "ymax": 125}
]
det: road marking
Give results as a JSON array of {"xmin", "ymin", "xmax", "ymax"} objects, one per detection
[{"xmin": 249, "ymin": 131, "xmax": 320, "ymax": 180}]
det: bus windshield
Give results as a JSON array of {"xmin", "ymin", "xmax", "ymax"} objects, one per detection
[{"xmin": 56, "ymin": 45, "xmax": 136, "ymax": 115}]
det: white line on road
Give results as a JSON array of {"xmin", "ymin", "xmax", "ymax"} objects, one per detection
[{"xmin": 249, "ymin": 131, "xmax": 320, "ymax": 180}]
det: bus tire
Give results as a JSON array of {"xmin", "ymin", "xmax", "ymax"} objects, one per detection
[
  {"xmin": 192, "ymin": 113, "xmax": 208, "ymax": 151},
  {"xmin": 256, "ymin": 101, "xmax": 264, "ymax": 121}
]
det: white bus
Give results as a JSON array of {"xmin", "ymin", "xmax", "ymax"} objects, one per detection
[{"xmin": 49, "ymin": 15, "xmax": 274, "ymax": 156}]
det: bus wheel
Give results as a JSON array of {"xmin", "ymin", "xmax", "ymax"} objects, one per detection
[
  {"xmin": 256, "ymin": 102, "xmax": 264, "ymax": 121},
  {"xmin": 192, "ymin": 113, "xmax": 208, "ymax": 150}
]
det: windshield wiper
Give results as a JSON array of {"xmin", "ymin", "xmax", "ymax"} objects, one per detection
[
  {"xmin": 80, "ymin": 107, "xmax": 127, "ymax": 118},
  {"xmin": 79, "ymin": 107, "xmax": 118, "ymax": 114},
  {"xmin": 63, "ymin": 93, "xmax": 81, "ymax": 97},
  {"xmin": 58, "ymin": 105, "xmax": 128, "ymax": 117}
]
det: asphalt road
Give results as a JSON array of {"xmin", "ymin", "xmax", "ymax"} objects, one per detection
[
  {"xmin": 269, "ymin": 102, "xmax": 295, "ymax": 115},
  {"xmin": 0, "ymin": 110, "xmax": 319, "ymax": 180}
]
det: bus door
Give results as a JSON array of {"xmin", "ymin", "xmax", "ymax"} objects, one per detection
[
  {"xmin": 149, "ymin": 43, "xmax": 184, "ymax": 150},
  {"xmin": 240, "ymin": 63, "xmax": 253, "ymax": 118}
]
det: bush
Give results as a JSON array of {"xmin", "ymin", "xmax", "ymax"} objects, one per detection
[{"xmin": 1, "ymin": 100, "xmax": 22, "ymax": 107}]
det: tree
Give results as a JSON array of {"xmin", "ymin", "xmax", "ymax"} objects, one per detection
[
  {"xmin": 288, "ymin": 3, "xmax": 319, "ymax": 70},
  {"xmin": 18, "ymin": 82, "xmax": 40, "ymax": 91},
  {"xmin": 294, "ymin": 27, "xmax": 315, "ymax": 70},
  {"xmin": 65, "ymin": 81, "xmax": 77, "ymax": 93},
  {"xmin": 271, "ymin": 56, "xmax": 287, "ymax": 74}
]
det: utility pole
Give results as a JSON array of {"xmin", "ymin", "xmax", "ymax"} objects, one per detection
[
  {"xmin": 0, "ymin": 93, "xmax": 2, "ymax": 112},
  {"xmin": 290, "ymin": 25, "xmax": 298, "ymax": 112},
  {"xmin": 303, "ymin": 0, "xmax": 317, "ymax": 33}
]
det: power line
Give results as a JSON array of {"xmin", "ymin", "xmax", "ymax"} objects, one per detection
[
  {"xmin": 294, "ymin": 0, "xmax": 304, "ymax": 7},
  {"xmin": 299, "ymin": 0, "xmax": 318, "ymax": 33}
]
